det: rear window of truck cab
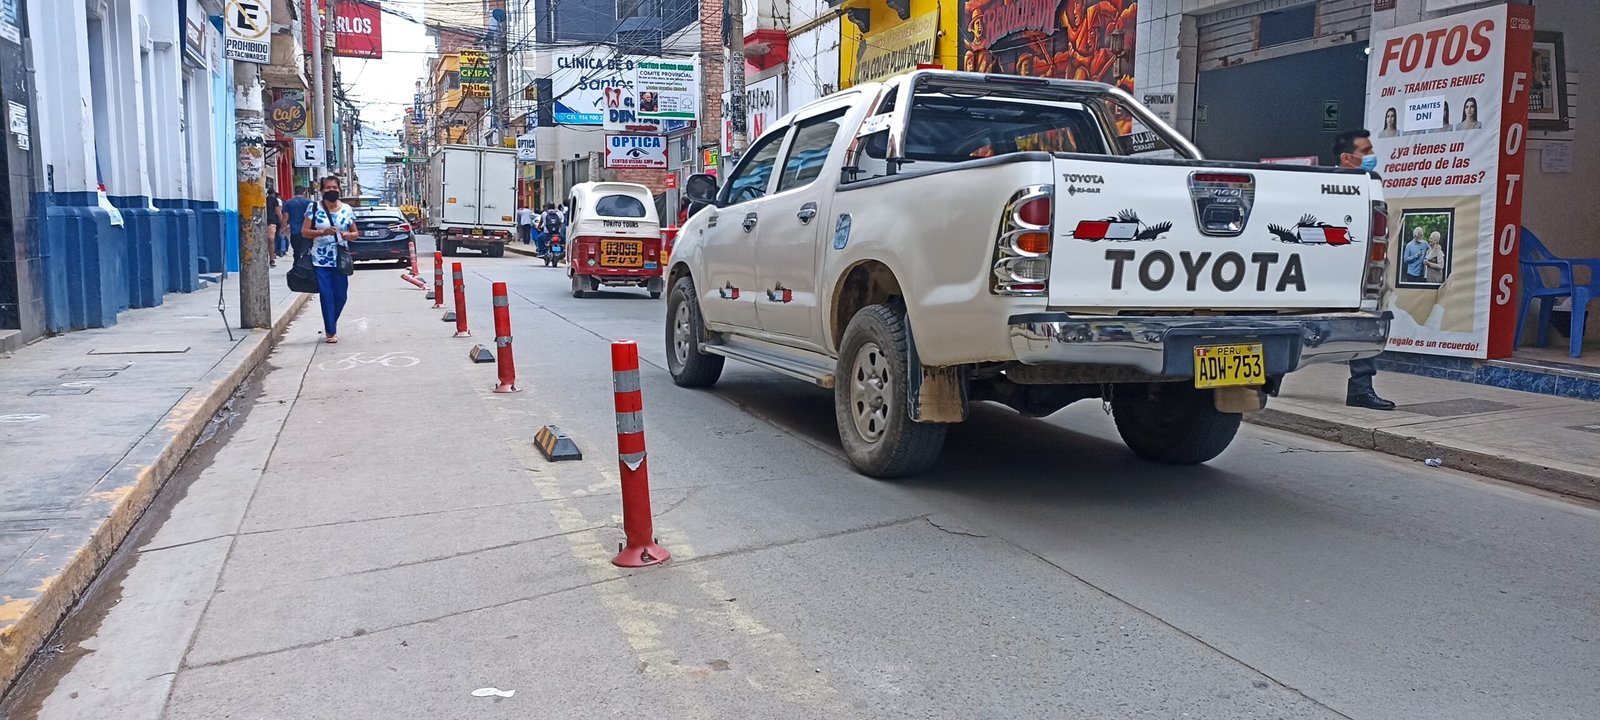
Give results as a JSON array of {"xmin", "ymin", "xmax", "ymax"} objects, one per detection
[{"xmin": 904, "ymin": 97, "xmax": 1109, "ymax": 161}]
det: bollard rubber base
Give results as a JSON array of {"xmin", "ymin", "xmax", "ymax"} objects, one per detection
[
  {"xmin": 493, "ymin": 381, "xmax": 520, "ymax": 393},
  {"xmin": 469, "ymin": 345, "xmax": 495, "ymax": 363},
  {"xmin": 534, "ymin": 424, "xmax": 583, "ymax": 461},
  {"xmin": 441, "ymin": 310, "xmax": 456, "ymax": 322},
  {"xmin": 425, "ymin": 290, "xmax": 436, "ymax": 300},
  {"xmin": 612, "ymin": 542, "xmax": 670, "ymax": 568},
  {"xmin": 453, "ymin": 330, "xmax": 473, "ymax": 338}
]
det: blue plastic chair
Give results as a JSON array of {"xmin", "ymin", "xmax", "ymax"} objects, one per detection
[{"xmin": 1516, "ymin": 228, "xmax": 1600, "ymax": 357}]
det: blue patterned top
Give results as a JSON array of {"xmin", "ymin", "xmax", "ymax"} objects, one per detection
[{"xmin": 308, "ymin": 203, "xmax": 355, "ymax": 268}]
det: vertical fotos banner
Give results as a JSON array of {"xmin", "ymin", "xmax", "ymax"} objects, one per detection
[{"xmin": 1364, "ymin": 3, "xmax": 1534, "ymax": 359}]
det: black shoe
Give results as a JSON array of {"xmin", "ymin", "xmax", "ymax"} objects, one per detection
[{"xmin": 1347, "ymin": 393, "xmax": 1397, "ymax": 411}]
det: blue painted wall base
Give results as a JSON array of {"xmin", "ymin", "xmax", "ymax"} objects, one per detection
[
  {"xmin": 111, "ymin": 197, "xmax": 169, "ymax": 309},
  {"xmin": 156, "ymin": 199, "xmax": 200, "ymax": 293},
  {"xmin": 37, "ymin": 192, "xmax": 125, "ymax": 332},
  {"xmin": 1376, "ymin": 350, "xmax": 1600, "ymax": 402}
]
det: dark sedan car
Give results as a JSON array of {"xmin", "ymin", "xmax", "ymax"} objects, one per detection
[{"xmin": 349, "ymin": 206, "xmax": 415, "ymax": 265}]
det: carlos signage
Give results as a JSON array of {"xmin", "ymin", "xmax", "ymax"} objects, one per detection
[
  {"xmin": 1363, "ymin": 3, "xmax": 1535, "ymax": 359},
  {"xmin": 333, "ymin": 0, "xmax": 383, "ymax": 59}
]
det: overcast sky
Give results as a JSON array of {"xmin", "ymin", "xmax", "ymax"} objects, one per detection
[{"xmin": 337, "ymin": 0, "xmax": 434, "ymax": 193}]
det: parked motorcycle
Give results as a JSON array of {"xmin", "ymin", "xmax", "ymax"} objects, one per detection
[{"xmin": 543, "ymin": 235, "xmax": 565, "ymax": 267}]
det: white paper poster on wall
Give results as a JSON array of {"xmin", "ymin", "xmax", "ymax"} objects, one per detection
[
  {"xmin": 604, "ymin": 134, "xmax": 666, "ymax": 169},
  {"xmin": 634, "ymin": 59, "xmax": 698, "ymax": 121},
  {"xmin": 1364, "ymin": 3, "xmax": 1535, "ymax": 359}
]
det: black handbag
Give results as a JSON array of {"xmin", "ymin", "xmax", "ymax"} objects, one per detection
[
  {"xmin": 336, "ymin": 243, "xmax": 354, "ymax": 276},
  {"xmin": 287, "ymin": 252, "xmax": 319, "ymax": 293}
]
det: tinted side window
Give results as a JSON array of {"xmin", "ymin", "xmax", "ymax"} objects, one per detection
[
  {"xmin": 723, "ymin": 130, "xmax": 786, "ymax": 204},
  {"xmin": 777, "ymin": 112, "xmax": 845, "ymax": 192},
  {"xmin": 595, "ymin": 194, "xmax": 647, "ymax": 217}
]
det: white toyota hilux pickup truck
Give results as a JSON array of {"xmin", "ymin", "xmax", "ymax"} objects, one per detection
[{"xmin": 666, "ymin": 70, "xmax": 1390, "ymax": 478}]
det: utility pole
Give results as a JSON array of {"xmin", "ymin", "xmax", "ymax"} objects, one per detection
[
  {"xmin": 234, "ymin": 62, "xmax": 272, "ymax": 329},
  {"xmin": 727, "ymin": 0, "xmax": 747, "ymax": 160},
  {"xmin": 325, "ymin": 0, "xmax": 340, "ymax": 176},
  {"xmin": 310, "ymin": 0, "xmax": 327, "ymax": 177}
]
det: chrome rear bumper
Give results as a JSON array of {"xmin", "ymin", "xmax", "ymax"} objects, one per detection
[{"xmin": 1008, "ymin": 312, "xmax": 1390, "ymax": 377}]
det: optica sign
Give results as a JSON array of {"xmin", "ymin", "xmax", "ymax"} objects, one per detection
[{"xmin": 604, "ymin": 134, "xmax": 666, "ymax": 170}]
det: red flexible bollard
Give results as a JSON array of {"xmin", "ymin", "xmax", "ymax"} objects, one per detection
[
  {"xmin": 408, "ymin": 241, "xmax": 420, "ymax": 277},
  {"xmin": 491, "ymin": 282, "xmax": 518, "ymax": 393},
  {"xmin": 431, "ymin": 251, "xmax": 445, "ymax": 307},
  {"xmin": 451, "ymin": 262, "xmax": 471, "ymax": 337},
  {"xmin": 611, "ymin": 340, "xmax": 668, "ymax": 568},
  {"xmin": 401, "ymin": 272, "xmax": 426, "ymax": 289}
]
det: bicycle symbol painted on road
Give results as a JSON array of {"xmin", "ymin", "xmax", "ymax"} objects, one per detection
[{"xmin": 318, "ymin": 352, "xmax": 421, "ymax": 371}]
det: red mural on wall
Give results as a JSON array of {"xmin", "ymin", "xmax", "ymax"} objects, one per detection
[{"xmin": 961, "ymin": 0, "xmax": 1138, "ymax": 91}]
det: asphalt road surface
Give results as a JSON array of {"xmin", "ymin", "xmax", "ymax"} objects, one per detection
[{"xmin": 6, "ymin": 241, "xmax": 1596, "ymax": 720}]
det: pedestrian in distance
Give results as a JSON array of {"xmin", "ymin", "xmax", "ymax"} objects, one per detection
[
  {"xmin": 1332, "ymin": 129, "xmax": 1396, "ymax": 411},
  {"xmin": 302, "ymin": 175, "xmax": 357, "ymax": 344},
  {"xmin": 516, "ymin": 204, "xmax": 535, "ymax": 244},
  {"xmin": 284, "ymin": 184, "xmax": 314, "ymax": 260},
  {"xmin": 266, "ymin": 187, "xmax": 283, "ymax": 268}
]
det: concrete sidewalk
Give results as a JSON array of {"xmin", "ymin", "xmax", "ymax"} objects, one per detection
[
  {"xmin": 1255, "ymin": 363, "xmax": 1600, "ymax": 501},
  {"xmin": 0, "ymin": 266, "xmax": 310, "ymax": 692}
]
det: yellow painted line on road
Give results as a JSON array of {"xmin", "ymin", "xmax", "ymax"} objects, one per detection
[{"xmin": 469, "ymin": 382, "xmax": 854, "ymax": 716}]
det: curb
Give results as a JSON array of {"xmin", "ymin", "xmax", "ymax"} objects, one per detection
[
  {"xmin": 504, "ymin": 243, "xmax": 541, "ymax": 259},
  {"xmin": 0, "ymin": 292, "xmax": 312, "ymax": 695},
  {"xmin": 1247, "ymin": 408, "xmax": 1600, "ymax": 502}
]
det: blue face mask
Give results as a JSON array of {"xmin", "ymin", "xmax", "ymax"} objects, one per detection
[{"xmin": 1359, "ymin": 154, "xmax": 1378, "ymax": 172}]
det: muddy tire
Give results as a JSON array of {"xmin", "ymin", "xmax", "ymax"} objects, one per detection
[
  {"xmin": 486, "ymin": 243, "xmax": 506, "ymax": 258},
  {"xmin": 834, "ymin": 304, "xmax": 946, "ymax": 478},
  {"xmin": 1112, "ymin": 384, "xmax": 1241, "ymax": 465},
  {"xmin": 665, "ymin": 276, "xmax": 723, "ymax": 387}
]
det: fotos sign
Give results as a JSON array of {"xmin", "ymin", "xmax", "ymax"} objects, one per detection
[
  {"xmin": 1364, "ymin": 3, "xmax": 1535, "ymax": 358},
  {"xmin": 604, "ymin": 134, "xmax": 667, "ymax": 169}
]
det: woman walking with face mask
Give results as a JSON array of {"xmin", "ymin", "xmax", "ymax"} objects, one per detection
[{"xmin": 302, "ymin": 176, "xmax": 357, "ymax": 343}]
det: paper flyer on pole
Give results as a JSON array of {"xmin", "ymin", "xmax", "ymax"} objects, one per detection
[{"xmin": 1364, "ymin": 3, "xmax": 1534, "ymax": 359}]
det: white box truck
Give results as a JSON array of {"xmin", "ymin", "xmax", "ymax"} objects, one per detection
[{"xmin": 426, "ymin": 145, "xmax": 517, "ymax": 257}]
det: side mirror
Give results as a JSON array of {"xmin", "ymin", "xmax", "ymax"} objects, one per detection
[{"xmin": 684, "ymin": 173, "xmax": 720, "ymax": 206}]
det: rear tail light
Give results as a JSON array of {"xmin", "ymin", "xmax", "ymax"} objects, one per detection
[
  {"xmin": 991, "ymin": 185, "xmax": 1053, "ymax": 296},
  {"xmin": 1364, "ymin": 200, "xmax": 1390, "ymax": 303},
  {"xmin": 388, "ymin": 222, "xmax": 412, "ymax": 233}
]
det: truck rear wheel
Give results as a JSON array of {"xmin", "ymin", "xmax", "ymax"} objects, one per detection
[
  {"xmin": 440, "ymin": 239, "xmax": 457, "ymax": 256},
  {"xmin": 1112, "ymin": 384, "xmax": 1241, "ymax": 465},
  {"xmin": 486, "ymin": 242, "xmax": 505, "ymax": 258},
  {"xmin": 665, "ymin": 276, "xmax": 723, "ymax": 387},
  {"xmin": 834, "ymin": 304, "xmax": 946, "ymax": 478}
]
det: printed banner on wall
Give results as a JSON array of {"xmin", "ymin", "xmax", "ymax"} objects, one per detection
[
  {"xmin": 552, "ymin": 48, "xmax": 637, "ymax": 125},
  {"xmin": 1364, "ymin": 3, "xmax": 1534, "ymax": 359},
  {"xmin": 853, "ymin": 11, "xmax": 939, "ymax": 86}
]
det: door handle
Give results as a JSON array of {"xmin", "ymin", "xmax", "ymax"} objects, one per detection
[
  {"xmin": 742, "ymin": 212, "xmax": 759, "ymax": 232},
  {"xmin": 797, "ymin": 203, "xmax": 818, "ymax": 224}
]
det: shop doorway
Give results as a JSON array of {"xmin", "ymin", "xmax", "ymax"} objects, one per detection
[{"xmin": 1193, "ymin": 42, "xmax": 1370, "ymax": 165}]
